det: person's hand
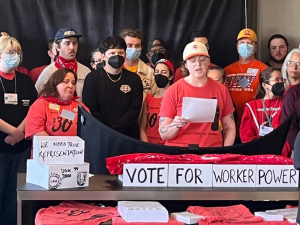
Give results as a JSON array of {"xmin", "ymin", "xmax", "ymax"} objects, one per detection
[
  {"xmin": 4, "ymin": 135, "xmax": 15, "ymax": 146},
  {"xmin": 7, "ymin": 128, "xmax": 24, "ymax": 145},
  {"xmin": 173, "ymin": 116, "xmax": 189, "ymax": 128}
]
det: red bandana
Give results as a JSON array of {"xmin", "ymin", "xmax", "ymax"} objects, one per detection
[
  {"xmin": 54, "ymin": 56, "xmax": 78, "ymax": 73},
  {"xmin": 40, "ymin": 95, "xmax": 79, "ymax": 106}
]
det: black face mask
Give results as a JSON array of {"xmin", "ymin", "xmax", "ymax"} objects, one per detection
[
  {"xmin": 154, "ymin": 74, "xmax": 169, "ymax": 88},
  {"xmin": 96, "ymin": 61, "xmax": 106, "ymax": 70},
  {"xmin": 108, "ymin": 55, "xmax": 125, "ymax": 69},
  {"xmin": 151, "ymin": 53, "xmax": 166, "ymax": 67},
  {"xmin": 271, "ymin": 82, "xmax": 285, "ymax": 96}
]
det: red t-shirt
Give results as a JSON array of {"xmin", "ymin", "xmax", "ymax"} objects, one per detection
[
  {"xmin": 145, "ymin": 94, "xmax": 165, "ymax": 145},
  {"xmin": 28, "ymin": 65, "xmax": 48, "ymax": 84},
  {"xmin": 159, "ymin": 78, "xmax": 234, "ymax": 147},
  {"xmin": 35, "ymin": 201, "xmax": 119, "ymax": 225},
  {"xmin": 240, "ymin": 98, "xmax": 283, "ymax": 143},
  {"xmin": 225, "ymin": 59, "xmax": 268, "ymax": 136},
  {"xmin": 25, "ymin": 98, "xmax": 90, "ymax": 138}
]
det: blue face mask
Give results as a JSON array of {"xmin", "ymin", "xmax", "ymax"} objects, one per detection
[
  {"xmin": 126, "ymin": 48, "xmax": 141, "ymax": 61},
  {"xmin": 4, "ymin": 54, "xmax": 20, "ymax": 69},
  {"xmin": 238, "ymin": 43, "xmax": 254, "ymax": 59}
]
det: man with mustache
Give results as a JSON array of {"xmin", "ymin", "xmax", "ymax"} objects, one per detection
[
  {"xmin": 35, "ymin": 28, "xmax": 90, "ymax": 100},
  {"xmin": 266, "ymin": 34, "xmax": 289, "ymax": 69}
]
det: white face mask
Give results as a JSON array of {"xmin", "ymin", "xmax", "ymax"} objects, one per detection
[{"xmin": 238, "ymin": 43, "xmax": 254, "ymax": 59}]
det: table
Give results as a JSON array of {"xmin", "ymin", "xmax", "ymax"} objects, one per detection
[{"xmin": 17, "ymin": 173, "xmax": 299, "ymax": 225}]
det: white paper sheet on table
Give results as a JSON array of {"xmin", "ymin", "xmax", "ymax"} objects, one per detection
[{"xmin": 182, "ymin": 97, "xmax": 217, "ymax": 122}]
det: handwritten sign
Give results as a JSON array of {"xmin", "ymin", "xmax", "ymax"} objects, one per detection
[
  {"xmin": 26, "ymin": 159, "xmax": 89, "ymax": 189},
  {"xmin": 123, "ymin": 164, "xmax": 168, "ymax": 187},
  {"xmin": 168, "ymin": 164, "xmax": 212, "ymax": 187},
  {"xmin": 212, "ymin": 165, "xmax": 256, "ymax": 187},
  {"xmin": 33, "ymin": 136, "xmax": 85, "ymax": 164},
  {"xmin": 256, "ymin": 165, "xmax": 299, "ymax": 187}
]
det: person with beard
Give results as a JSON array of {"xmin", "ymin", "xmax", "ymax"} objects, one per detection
[
  {"xmin": 240, "ymin": 68, "xmax": 285, "ymax": 144},
  {"xmin": 159, "ymin": 42, "xmax": 235, "ymax": 147},
  {"xmin": 146, "ymin": 38, "xmax": 167, "ymax": 68},
  {"xmin": 225, "ymin": 28, "xmax": 268, "ymax": 143},
  {"xmin": 82, "ymin": 36, "xmax": 143, "ymax": 138},
  {"xmin": 140, "ymin": 59, "xmax": 174, "ymax": 144},
  {"xmin": 174, "ymin": 30, "xmax": 217, "ymax": 83},
  {"xmin": 281, "ymin": 48, "xmax": 300, "ymax": 90},
  {"xmin": 35, "ymin": 28, "xmax": 91, "ymax": 101},
  {"xmin": 266, "ymin": 34, "xmax": 289, "ymax": 69}
]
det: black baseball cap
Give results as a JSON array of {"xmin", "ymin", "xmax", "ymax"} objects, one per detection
[{"xmin": 54, "ymin": 28, "xmax": 82, "ymax": 42}]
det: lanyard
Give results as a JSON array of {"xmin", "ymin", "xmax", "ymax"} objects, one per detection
[
  {"xmin": 261, "ymin": 98, "xmax": 278, "ymax": 128},
  {"xmin": 0, "ymin": 75, "xmax": 17, "ymax": 93}
]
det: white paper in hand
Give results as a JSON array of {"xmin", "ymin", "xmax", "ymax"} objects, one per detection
[{"xmin": 182, "ymin": 97, "xmax": 217, "ymax": 122}]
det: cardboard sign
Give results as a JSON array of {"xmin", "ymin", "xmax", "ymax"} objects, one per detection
[
  {"xmin": 212, "ymin": 165, "xmax": 256, "ymax": 187},
  {"xmin": 122, "ymin": 164, "xmax": 168, "ymax": 187},
  {"xmin": 256, "ymin": 165, "xmax": 299, "ymax": 187},
  {"xmin": 26, "ymin": 159, "xmax": 89, "ymax": 189},
  {"xmin": 168, "ymin": 164, "xmax": 212, "ymax": 187},
  {"xmin": 33, "ymin": 136, "xmax": 85, "ymax": 164}
]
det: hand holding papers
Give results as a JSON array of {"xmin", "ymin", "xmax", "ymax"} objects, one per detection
[{"xmin": 182, "ymin": 97, "xmax": 217, "ymax": 122}]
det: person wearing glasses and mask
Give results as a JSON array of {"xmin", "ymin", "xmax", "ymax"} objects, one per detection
[
  {"xmin": 159, "ymin": 42, "xmax": 235, "ymax": 147},
  {"xmin": 0, "ymin": 36, "xmax": 37, "ymax": 225},
  {"xmin": 146, "ymin": 38, "xmax": 167, "ymax": 68},
  {"xmin": 140, "ymin": 59, "xmax": 174, "ymax": 144},
  {"xmin": 240, "ymin": 68, "xmax": 285, "ymax": 144},
  {"xmin": 281, "ymin": 48, "xmax": 300, "ymax": 90},
  {"xmin": 90, "ymin": 48, "xmax": 103, "ymax": 70},
  {"xmin": 82, "ymin": 36, "xmax": 143, "ymax": 139}
]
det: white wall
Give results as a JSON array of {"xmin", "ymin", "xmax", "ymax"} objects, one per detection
[{"xmin": 257, "ymin": 0, "xmax": 300, "ymax": 62}]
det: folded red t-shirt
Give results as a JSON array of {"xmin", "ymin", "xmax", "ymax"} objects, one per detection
[
  {"xmin": 187, "ymin": 204, "xmax": 294, "ymax": 225},
  {"xmin": 35, "ymin": 201, "xmax": 119, "ymax": 225}
]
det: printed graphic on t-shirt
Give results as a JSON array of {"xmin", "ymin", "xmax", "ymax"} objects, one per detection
[
  {"xmin": 226, "ymin": 73, "xmax": 256, "ymax": 91},
  {"xmin": 257, "ymin": 106, "xmax": 280, "ymax": 127},
  {"xmin": 52, "ymin": 116, "xmax": 73, "ymax": 133},
  {"xmin": 142, "ymin": 78, "xmax": 151, "ymax": 93}
]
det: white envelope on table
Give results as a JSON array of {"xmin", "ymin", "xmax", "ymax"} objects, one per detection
[{"xmin": 182, "ymin": 97, "xmax": 217, "ymax": 122}]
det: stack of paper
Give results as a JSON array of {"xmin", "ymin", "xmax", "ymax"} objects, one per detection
[
  {"xmin": 117, "ymin": 201, "xmax": 168, "ymax": 222},
  {"xmin": 254, "ymin": 211, "xmax": 284, "ymax": 221},
  {"xmin": 171, "ymin": 211, "xmax": 205, "ymax": 224}
]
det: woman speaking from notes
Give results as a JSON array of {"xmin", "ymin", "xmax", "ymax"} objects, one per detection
[
  {"xmin": 158, "ymin": 42, "xmax": 235, "ymax": 147},
  {"xmin": 25, "ymin": 68, "xmax": 90, "ymax": 138},
  {"xmin": 240, "ymin": 67, "xmax": 285, "ymax": 144},
  {"xmin": 0, "ymin": 36, "xmax": 37, "ymax": 225}
]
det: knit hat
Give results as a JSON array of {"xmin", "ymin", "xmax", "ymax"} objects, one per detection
[
  {"xmin": 237, "ymin": 28, "xmax": 257, "ymax": 42},
  {"xmin": 182, "ymin": 42, "xmax": 209, "ymax": 60}
]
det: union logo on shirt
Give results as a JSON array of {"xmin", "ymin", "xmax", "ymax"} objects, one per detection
[{"xmin": 120, "ymin": 84, "xmax": 131, "ymax": 93}]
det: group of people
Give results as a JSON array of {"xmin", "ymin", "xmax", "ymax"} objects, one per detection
[{"xmin": 0, "ymin": 26, "xmax": 299, "ymax": 224}]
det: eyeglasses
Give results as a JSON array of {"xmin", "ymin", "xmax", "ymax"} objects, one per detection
[
  {"xmin": 92, "ymin": 59, "xmax": 102, "ymax": 64},
  {"xmin": 186, "ymin": 56, "xmax": 209, "ymax": 64},
  {"xmin": 268, "ymin": 77, "xmax": 285, "ymax": 83},
  {"xmin": 287, "ymin": 61, "xmax": 300, "ymax": 68},
  {"xmin": 149, "ymin": 48, "xmax": 166, "ymax": 55}
]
